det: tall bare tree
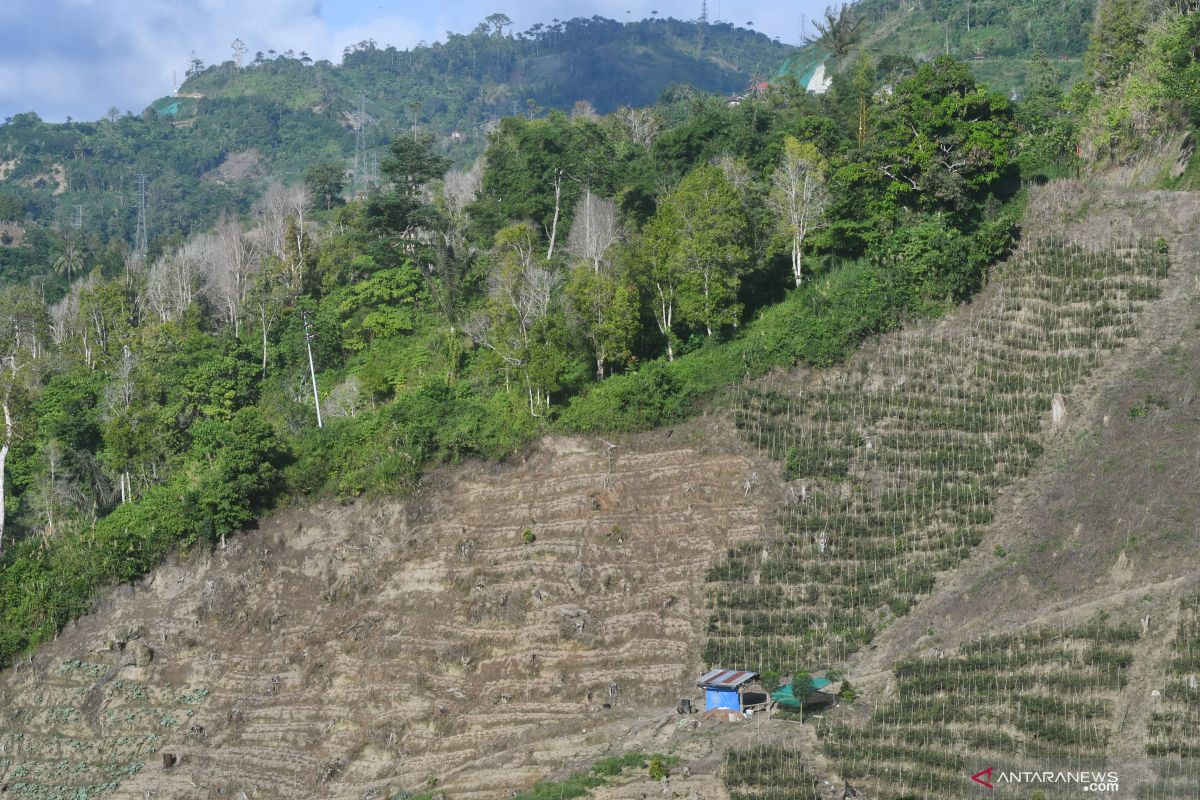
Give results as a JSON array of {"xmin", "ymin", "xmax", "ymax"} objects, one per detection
[
  {"xmin": 142, "ymin": 240, "xmax": 208, "ymax": 323},
  {"xmin": 466, "ymin": 223, "xmax": 560, "ymax": 414},
  {"xmin": 208, "ymin": 214, "xmax": 259, "ymax": 336},
  {"xmin": 616, "ymin": 106, "xmax": 664, "ymax": 148},
  {"xmin": 106, "ymin": 345, "xmax": 137, "ymax": 502},
  {"xmin": 565, "ymin": 189, "xmax": 621, "ymax": 274}
]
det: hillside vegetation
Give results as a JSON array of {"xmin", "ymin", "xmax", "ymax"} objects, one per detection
[
  {"xmin": 0, "ymin": 52, "xmax": 1038, "ymax": 671},
  {"xmin": 0, "ymin": 2, "xmax": 1198, "ymax": 797},
  {"xmin": 852, "ymin": 0, "xmax": 1095, "ymax": 94},
  {"xmin": 0, "ymin": 16, "xmax": 789, "ymax": 282}
]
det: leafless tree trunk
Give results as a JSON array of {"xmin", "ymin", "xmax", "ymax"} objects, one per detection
[
  {"xmin": 442, "ymin": 160, "xmax": 483, "ymax": 219},
  {"xmin": 259, "ymin": 302, "xmax": 270, "ymax": 375},
  {"xmin": 254, "ymin": 181, "xmax": 307, "ymax": 261},
  {"xmin": 655, "ymin": 282, "xmax": 675, "ymax": 361},
  {"xmin": 546, "ymin": 168, "xmax": 564, "ymax": 261},
  {"xmin": 616, "ymin": 106, "xmax": 664, "ymax": 148},
  {"xmin": 565, "ymin": 189, "xmax": 620, "ymax": 274},
  {"xmin": 468, "ymin": 224, "xmax": 559, "ymax": 415},
  {"xmin": 142, "ymin": 240, "xmax": 207, "ymax": 323},
  {"xmin": 768, "ymin": 143, "xmax": 829, "ymax": 287},
  {"xmin": 0, "ymin": 396, "xmax": 10, "ymax": 555},
  {"xmin": 211, "ymin": 214, "xmax": 259, "ymax": 336},
  {"xmin": 105, "ymin": 345, "xmax": 137, "ymax": 502}
]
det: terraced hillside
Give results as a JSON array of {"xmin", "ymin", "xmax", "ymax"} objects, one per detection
[
  {"xmin": 710, "ymin": 235, "xmax": 1170, "ymax": 674},
  {"xmin": 0, "ymin": 435, "xmax": 778, "ymax": 799},
  {"xmin": 716, "ymin": 185, "xmax": 1200, "ymax": 799}
]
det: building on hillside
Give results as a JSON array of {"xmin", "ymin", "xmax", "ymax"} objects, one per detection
[{"xmin": 697, "ymin": 668, "xmax": 759, "ymax": 712}]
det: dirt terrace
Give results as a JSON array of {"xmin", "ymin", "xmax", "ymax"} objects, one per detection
[{"xmin": 0, "ymin": 429, "xmax": 781, "ymax": 799}]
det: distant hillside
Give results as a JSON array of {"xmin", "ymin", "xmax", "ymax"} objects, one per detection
[
  {"xmin": 180, "ymin": 17, "xmax": 788, "ymax": 131},
  {"xmin": 0, "ymin": 16, "xmax": 791, "ymax": 282},
  {"xmin": 810, "ymin": 0, "xmax": 1097, "ymax": 95}
]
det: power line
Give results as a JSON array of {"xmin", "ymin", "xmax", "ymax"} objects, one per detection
[
  {"xmin": 134, "ymin": 174, "xmax": 148, "ymax": 254},
  {"xmin": 353, "ymin": 94, "xmax": 369, "ymax": 197}
]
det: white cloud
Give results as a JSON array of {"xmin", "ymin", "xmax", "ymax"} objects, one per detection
[{"xmin": 0, "ymin": 0, "xmax": 420, "ymax": 120}]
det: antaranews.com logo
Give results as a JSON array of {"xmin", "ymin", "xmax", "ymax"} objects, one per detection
[{"xmin": 971, "ymin": 767, "xmax": 1121, "ymax": 793}]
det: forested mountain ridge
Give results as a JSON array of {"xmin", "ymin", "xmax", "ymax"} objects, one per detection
[
  {"xmin": 0, "ymin": 16, "xmax": 790, "ymax": 290},
  {"xmin": 179, "ymin": 16, "xmax": 789, "ymax": 128}
]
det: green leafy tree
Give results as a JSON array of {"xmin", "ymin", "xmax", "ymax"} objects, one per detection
[
  {"xmin": 635, "ymin": 164, "xmax": 748, "ymax": 357},
  {"xmin": 565, "ymin": 258, "xmax": 638, "ymax": 380},
  {"xmin": 335, "ymin": 263, "xmax": 422, "ymax": 351},
  {"xmin": 1151, "ymin": 11, "xmax": 1200, "ymax": 127},
  {"xmin": 190, "ymin": 408, "xmax": 287, "ymax": 537},
  {"xmin": 1017, "ymin": 52, "xmax": 1078, "ymax": 180},
  {"xmin": 791, "ymin": 670, "xmax": 814, "ymax": 715},
  {"xmin": 1085, "ymin": 0, "xmax": 1152, "ymax": 89},
  {"xmin": 304, "ymin": 162, "xmax": 347, "ymax": 210},
  {"xmin": 768, "ymin": 137, "xmax": 828, "ymax": 287},
  {"xmin": 381, "ymin": 132, "xmax": 451, "ymax": 198},
  {"xmin": 366, "ymin": 132, "xmax": 450, "ymax": 267},
  {"xmin": 870, "ymin": 57, "xmax": 1018, "ymax": 218}
]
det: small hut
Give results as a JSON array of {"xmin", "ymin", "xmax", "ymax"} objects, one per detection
[
  {"xmin": 697, "ymin": 668, "xmax": 759, "ymax": 712},
  {"xmin": 771, "ymin": 677, "xmax": 840, "ymax": 714}
]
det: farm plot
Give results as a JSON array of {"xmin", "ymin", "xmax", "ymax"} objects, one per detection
[
  {"xmin": 705, "ymin": 238, "xmax": 1169, "ymax": 676},
  {"xmin": 822, "ymin": 622, "xmax": 1138, "ymax": 799},
  {"xmin": 0, "ymin": 657, "xmax": 209, "ymax": 799},
  {"xmin": 1141, "ymin": 591, "xmax": 1200, "ymax": 799}
]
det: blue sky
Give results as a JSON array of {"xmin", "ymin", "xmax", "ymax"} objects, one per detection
[{"xmin": 0, "ymin": 0, "xmax": 829, "ymax": 122}]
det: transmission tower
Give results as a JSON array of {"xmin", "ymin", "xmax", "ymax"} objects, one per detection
[
  {"xmin": 699, "ymin": 0, "xmax": 708, "ymax": 48},
  {"xmin": 134, "ymin": 174, "xmax": 148, "ymax": 254},
  {"xmin": 73, "ymin": 205, "xmax": 83, "ymax": 231},
  {"xmin": 352, "ymin": 94, "xmax": 369, "ymax": 197}
]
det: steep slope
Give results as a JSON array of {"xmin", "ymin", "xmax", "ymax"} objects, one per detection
[
  {"xmin": 3, "ymin": 185, "xmax": 1199, "ymax": 800},
  {"xmin": 718, "ymin": 183, "xmax": 1200, "ymax": 799},
  {"xmin": 0, "ymin": 429, "xmax": 781, "ymax": 798}
]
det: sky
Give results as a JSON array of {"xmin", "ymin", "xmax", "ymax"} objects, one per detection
[{"xmin": 0, "ymin": 0, "xmax": 830, "ymax": 123}]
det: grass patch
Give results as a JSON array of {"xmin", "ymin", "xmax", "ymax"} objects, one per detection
[{"xmin": 510, "ymin": 752, "xmax": 676, "ymax": 800}]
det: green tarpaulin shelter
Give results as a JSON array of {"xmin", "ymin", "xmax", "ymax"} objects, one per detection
[{"xmin": 771, "ymin": 677, "xmax": 833, "ymax": 709}]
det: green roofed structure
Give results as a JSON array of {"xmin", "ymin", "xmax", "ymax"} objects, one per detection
[{"xmin": 771, "ymin": 677, "xmax": 834, "ymax": 710}]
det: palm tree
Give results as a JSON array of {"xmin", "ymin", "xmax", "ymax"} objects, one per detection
[
  {"xmin": 809, "ymin": 3, "xmax": 866, "ymax": 58},
  {"xmin": 53, "ymin": 238, "xmax": 84, "ymax": 280}
]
